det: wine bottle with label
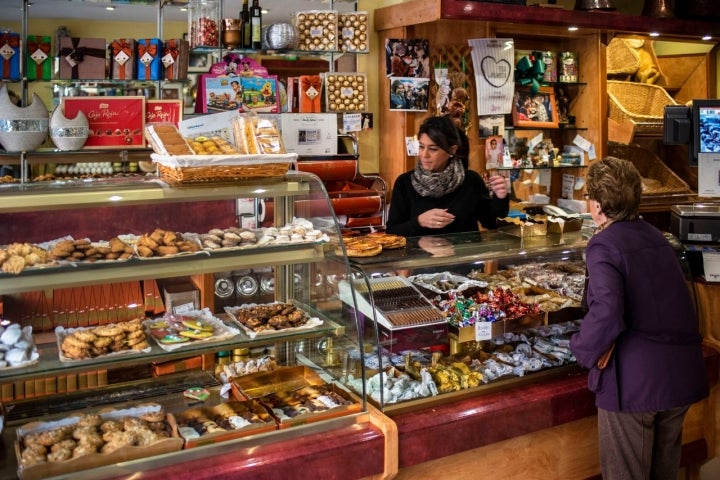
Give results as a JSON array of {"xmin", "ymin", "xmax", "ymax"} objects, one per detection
[
  {"xmin": 240, "ymin": 0, "xmax": 251, "ymax": 49},
  {"xmin": 250, "ymin": 0, "xmax": 262, "ymax": 50}
]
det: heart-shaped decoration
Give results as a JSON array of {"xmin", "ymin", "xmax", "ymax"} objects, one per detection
[{"xmin": 480, "ymin": 56, "xmax": 512, "ymax": 88}]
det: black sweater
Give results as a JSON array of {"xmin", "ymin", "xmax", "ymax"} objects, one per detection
[{"xmin": 386, "ymin": 170, "xmax": 509, "ymax": 236}]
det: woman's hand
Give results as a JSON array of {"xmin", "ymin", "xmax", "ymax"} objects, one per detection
[
  {"xmin": 419, "ymin": 208, "xmax": 455, "ymax": 229},
  {"xmin": 485, "ymin": 174, "xmax": 508, "ymax": 199}
]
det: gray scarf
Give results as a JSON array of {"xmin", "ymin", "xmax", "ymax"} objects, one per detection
[{"xmin": 411, "ymin": 157, "xmax": 465, "ymax": 198}]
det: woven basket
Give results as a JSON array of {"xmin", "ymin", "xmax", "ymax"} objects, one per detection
[
  {"xmin": 607, "ymin": 38, "xmax": 640, "ymax": 76},
  {"xmin": 607, "ymin": 80, "xmax": 677, "ymax": 134},
  {"xmin": 151, "ymin": 153, "xmax": 295, "ymax": 184},
  {"xmin": 608, "ymin": 144, "xmax": 691, "ymax": 196}
]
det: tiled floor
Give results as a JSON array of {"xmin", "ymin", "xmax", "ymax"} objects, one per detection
[{"xmin": 700, "ymin": 456, "xmax": 720, "ymax": 479}]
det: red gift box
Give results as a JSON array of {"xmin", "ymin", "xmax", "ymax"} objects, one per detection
[
  {"xmin": 109, "ymin": 38, "xmax": 136, "ymax": 80},
  {"xmin": 59, "ymin": 37, "xmax": 107, "ymax": 80},
  {"xmin": 146, "ymin": 99, "xmax": 183, "ymax": 127},
  {"xmin": 62, "ymin": 96, "xmax": 146, "ymax": 149}
]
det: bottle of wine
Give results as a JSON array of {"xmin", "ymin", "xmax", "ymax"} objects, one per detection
[
  {"xmin": 250, "ymin": 0, "xmax": 262, "ymax": 50},
  {"xmin": 240, "ymin": 0, "xmax": 251, "ymax": 49}
]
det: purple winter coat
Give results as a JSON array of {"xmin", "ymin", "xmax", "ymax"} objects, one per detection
[{"xmin": 569, "ymin": 219, "xmax": 709, "ymax": 413}]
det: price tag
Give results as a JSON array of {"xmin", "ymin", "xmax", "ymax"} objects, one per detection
[
  {"xmin": 573, "ymin": 134, "xmax": 592, "ymax": 152},
  {"xmin": 173, "ymin": 302, "xmax": 195, "ymax": 314},
  {"xmin": 475, "ymin": 321, "xmax": 493, "ymax": 341}
]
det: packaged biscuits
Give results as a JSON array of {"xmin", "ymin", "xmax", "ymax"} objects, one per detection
[{"xmin": 145, "ymin": 124, "xmax": 194, "ymax": 156}]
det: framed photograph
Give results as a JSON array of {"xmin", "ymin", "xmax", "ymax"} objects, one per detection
[
  {"xmin": 146, "ymin": 99, "xmax": 183, "ymax": 127},
  {"xmin": 389, "ymin": 77, "xmax": 430, "ymax": 112},
  {"xmin": 62, "ymin": 96, "xmax": 146, "ymax": 149},
  {"xmin": 511, "ymin": 86, "xmax": 559, "ymax": 129},
  {"xmin": 385, "ymin": 38, "xmax": 431, "ymax": 79}
]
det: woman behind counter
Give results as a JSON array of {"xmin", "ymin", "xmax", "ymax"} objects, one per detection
[
  {"xmin": 569, "ymin": 157, "xmax": 708, "ymax": 479},
  {"xmin": 386, "ymin": 115, "xmax": 509, "ymax": 236}
]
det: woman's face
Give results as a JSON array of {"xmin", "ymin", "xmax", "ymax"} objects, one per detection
[{"xmin": 418, "ymin": 133, "xmax": 455, "ymax": 173}]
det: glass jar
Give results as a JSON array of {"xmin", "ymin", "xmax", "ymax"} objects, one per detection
[{"xmin": 188, "ymin": 0, "xmax": 220, "ymax": 49}]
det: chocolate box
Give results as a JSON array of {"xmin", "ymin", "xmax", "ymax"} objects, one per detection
[
  {"xmin": 0, "ymin": 32, "xmax": 21, "ymax": 80},
  {"xmin": 62, "ymin": 96, "xmax": 146, "ymax": 149},
  {"xmin": 26, "ymin": 35, "xmax": 52, "ymax": 81},
  {"xmin": 299, "ymin": 74, "xmax": 323, "ymax": 113},
  {"xmin": 324, "ymin": 72, "xmax": 367, "ymax": 112},
  {"xmin": 233, "ymin": 366, "xmax": 362, "ymax": 429},
  {"xmin": 59, "ymin": 37, "xmax": 107, "ymax": 80},
  {"xmin": 137, "ymin": 38, "xmax": 162, "ymax": 80},
  {"xmin": 162, "ymin": 38, "xmax": 189, "ymax": 80},
  {"xmin": 109, "ymin": 38, "xmax": 136, "ymax": 80}
]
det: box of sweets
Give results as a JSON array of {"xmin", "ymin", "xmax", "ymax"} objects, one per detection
[
  {"xmin": 109, "ymin": 38, "xmax": 136, "ymax": 80},
  {"xmin": 58, "ymin": 37, "xmax": 107, "ymax": 80},
  {"xmin": 62, "ymin": 96, "xmax": 146, "ymax": 149},
  {"xmin": 26, "ymin": 35, "xmax": 52, "ymax": 81},
  {"xmin": 162, "ymin": 38, "xmax": 189, "ymax": 80},
  {"xmin": 0, "ymin": 32, "xmax": 21, "ymax": 80},
  {"xmin": 137, "ymin": 38, "xmax": 162, "ymax": 80}
]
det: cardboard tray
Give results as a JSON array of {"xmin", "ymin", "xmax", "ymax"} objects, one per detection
[
  {"xmin": 174, "ymin": 400, "xmax": 277, "ymax": 448},
  {"xmin": 232, "ymin": 366, "xmax": 361, "ymax": 429},
  {"xmin": 16, "ymin": 404, "xmax": 183, "ymax": 480}
]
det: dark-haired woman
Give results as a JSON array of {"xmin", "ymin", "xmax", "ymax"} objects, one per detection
[{"xmin": 386, "ymin": 115, "xmax": 509, "ymax": 236}]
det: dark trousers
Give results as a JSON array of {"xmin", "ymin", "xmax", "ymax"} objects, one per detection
[{"xmin": 598, "ymin": 405, "xmax": 689, "ymax": 480}]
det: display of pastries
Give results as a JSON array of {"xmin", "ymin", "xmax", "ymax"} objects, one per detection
[
  {"xmin": 336, "ymin": 232, "xmax": 406, "ymax": 257},
  {"xmin": 17, "ymin": 405, "xmax": 173, "ymax": 468},
  {"xmin": 175, "ymin": 400, "xmax": 273, "ymax": 441},
  {"xmin": 260, "ymin": 384, "xmax": 353, "ymax": 420},
  {"xmin": 0, "ymin": 242, "xmax": 50, "ymax": 274},
  {"xmin": 58, "ymin": 318, "xmax": 148, "ymax": 361}
]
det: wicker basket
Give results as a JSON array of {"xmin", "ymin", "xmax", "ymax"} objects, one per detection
[
  {"xmin": 607, "ymin": 38, "xmax": 640, "ymax": 76},
  {"xmin": 608, "ymin": 144, "xmax": 691, "ymax": 196},
  {"xmin": 607, "ymin": 80, "xmax": 676, "ymax": 125},
  {"xmin": 151, "ymin": 153, "xmax": 296, "ymax": 184}
]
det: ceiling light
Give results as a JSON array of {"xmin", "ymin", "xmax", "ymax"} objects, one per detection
[
  {"xmin": 703, "ymin": 35, "xmax": 713, "ymax": 41},
  {"xmin": 649, "ymin": 32, "xmax": 660, "ymax": 37},
  {"xmin": 568, "ymin": 26, "xmax": 578, "ymax": 32},
  {"xmin": 106, "ymin": 6, "xmax": 115, "ymax": 11}
]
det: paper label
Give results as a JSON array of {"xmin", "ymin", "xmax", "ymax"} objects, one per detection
[
  {"xmin": 31, "ymin": 49, "xmax": 48, "ymax": 64},
  {"xmin": 305, "ymin": 85, "xmax": 319, "ymax": 99},
  {"xmin": 140, "ymin": 52, "xmax": 154, "ymax": 66},
  {"xmin": 475, "ymin": 322, "xmax": 492, "ymax": 341},
  {"xmin": 0, "ymin": 43, "xmax": 15, "ymax": 60},
  {"xmin": 65, "ymin": 52, "xmax": 78, "ymax": 67},
  {"xmin": 114, "ymin": 50, "xmax": 130, "ymax": 65},
  {"xmin": 162, "ymin": 53, "xmax": 175, "ymax": 68}
]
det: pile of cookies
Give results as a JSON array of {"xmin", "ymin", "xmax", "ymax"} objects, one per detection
[
  {"xmin": 59, "ymin": 318, "xmax": 148, "ymax": 360},
  {"xmin": 230, "ymin": 303, "xmax": 310, "ymax": 332},
  {"xmin": 49, "ymin": 237, "xmax": 134, "ymax": 262},
  {"xmin": 136, "ymin": 228, "xmax": 201, "ymax": 257},
  {"xmin": 198, "ymin": 227, "xmax": 258, "ymax": 249},
  {"xmin": 19, "ymin": 407, "xmax": 171, "ymax": 467},
  {"xmin": 0, "ymin": 242, "xmax": 50, "ymax": 274}
]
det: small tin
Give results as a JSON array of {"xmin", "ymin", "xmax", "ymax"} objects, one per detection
[
  {"xmin": 541, "ymin": 51, "xmax": 557, "ymax": 83},
  {"xmin": 559, "ymin": 51, "xmax": 578, "ymax": 83}
]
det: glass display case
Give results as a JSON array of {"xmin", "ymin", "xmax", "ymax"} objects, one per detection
[
  {"xmin": 0, "ymin": 171, "xmax": 370, "ymax": 479},
  {"xmin": 337, "ymin": 228, "xmax": 591, "ymax": 412}
]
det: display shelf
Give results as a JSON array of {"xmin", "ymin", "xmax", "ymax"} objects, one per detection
[
  {"xmin": 0, "ymin": 175, "xmax": 309, "ymax": 212},
  {"xmin": 0, "ymin": 243, "xmax": 325, "ymax": 294}
]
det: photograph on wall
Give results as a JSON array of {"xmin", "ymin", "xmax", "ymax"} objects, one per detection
[
  {"xmin": 485, "ymin": 135, "xmax": 505, "ymax": 169},
  {"xmin": 389, "ymin": 77, "xmax": 430, "ymax": 112},
  {"xmin": 511, "ymin": 86, "xmax": 559, "ymax": 129},
  {"xmin": 385, "ymin": 38, "xmax": 430, "ymax": 78}
]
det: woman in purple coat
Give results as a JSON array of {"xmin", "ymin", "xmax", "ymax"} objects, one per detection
[{"xmin": 570, "ymin": 157, "xmax": 708, "ymax": 479}]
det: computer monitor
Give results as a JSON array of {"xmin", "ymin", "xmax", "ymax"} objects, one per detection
[{"xmin": 692, "ymin": 99, "xmax": 720, "ymax": 166}]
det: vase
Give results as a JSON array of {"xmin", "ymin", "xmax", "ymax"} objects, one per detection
[
  {"xmin": 0, "ymin": 85, "xmax": 49, "ymax": 152},
  {"xmin": 49, "ymin": 106, "xmax": 89, "ymax": 151},
  {"xmin": 642, "ymin": 0, "xmax": 674, "ymax": 18}
]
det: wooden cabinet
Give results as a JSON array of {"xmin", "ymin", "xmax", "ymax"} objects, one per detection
[{"xmin": 373, "ymin": 0, "xmax": 720, "ymax": 203}]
